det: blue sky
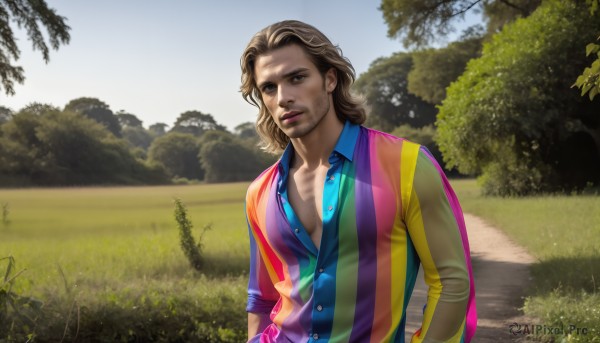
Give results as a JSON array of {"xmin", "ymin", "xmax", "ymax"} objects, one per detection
[{"xmin": 1, "ymin": 1, "xmax": 477, "ymax": 131}]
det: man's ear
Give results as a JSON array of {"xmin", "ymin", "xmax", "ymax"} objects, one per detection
[{"xmin": 325, "ymin": 68, "xmax": 337, "ymax": 94}]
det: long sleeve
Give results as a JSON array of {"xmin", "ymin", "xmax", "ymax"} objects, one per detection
[
  {"xmin": 405, "ymin": 147, "xmax": 475, "ymax": 342},
  {"xmin": 245, "ymin": 209, "xmax": 279, "ymax": 314}
]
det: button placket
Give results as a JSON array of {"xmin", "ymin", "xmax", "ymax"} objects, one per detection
[{"xmin": 311, "ymin": 154, "xmax": 344, "ymax": 341}]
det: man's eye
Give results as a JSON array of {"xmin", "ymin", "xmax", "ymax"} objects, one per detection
[
  {"xmin": 262, "ymin": 84, "xmax": 275, "ymax": 93},
  {"xmin": 292, "ymin": 75, "xmax": 306, "ymax": 82}
]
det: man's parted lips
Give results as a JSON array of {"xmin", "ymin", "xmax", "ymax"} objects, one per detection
[{"xmin": 281, "ymin": 111, "xmax": 302, "ymax": 120}]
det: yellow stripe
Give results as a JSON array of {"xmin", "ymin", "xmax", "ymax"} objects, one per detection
[
  {"xmin": 385, "ymin": 215, "xmax": 408, "ymax": 341},
  {"xmin": 400, "ymin": 141, "xmax": 420, "ymax": 220},
  {"xmin": 407, "ymin": 187, "xmax": 442, "ymax": 339},
  {"xmin": 401, "ymin": 142, "xmax": 445, "ymax": 340}
]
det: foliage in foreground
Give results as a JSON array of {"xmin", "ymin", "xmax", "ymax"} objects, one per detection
[
  {"xmin": 1, "ymin": 273, "xmax": 248, "ymax": 343},
  {"xmin": 0, "ymin": 0, "xmax": 71, "ymax": 96}
]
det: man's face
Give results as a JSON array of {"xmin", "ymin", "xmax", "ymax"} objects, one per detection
[{"xmin": 254, "ymin": 44, "xmax": 337, "ymax": 140}]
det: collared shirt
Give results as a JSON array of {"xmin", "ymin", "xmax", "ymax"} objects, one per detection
[{"xmin": 245, "ymin": 121, "xmax": 477, "ymax": 343}]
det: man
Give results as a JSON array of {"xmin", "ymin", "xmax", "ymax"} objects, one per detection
[{"xmin": 240, "ymin": 20, "xmax": 477, "ymax": 343}]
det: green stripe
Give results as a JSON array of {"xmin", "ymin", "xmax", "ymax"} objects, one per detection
[
  {"xmin": 330, "ymin": 162, "xmax": 359, "ymax": 342},
  {"xmin": 298, "ymin": 255, "xmax": 317, "ymax": 302}
]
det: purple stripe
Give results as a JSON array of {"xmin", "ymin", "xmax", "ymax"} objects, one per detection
[
  {"xmin": 349, "ymin": 129, "xmax": 377, "ymax": 341},
  {"xmin": 264, "ymin": 183, "xmax": 311, "ymax": 342}
]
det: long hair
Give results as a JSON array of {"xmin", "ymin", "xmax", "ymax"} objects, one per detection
[{"xmin": 240, "ymin": 20, "xmax": 366, "ymax": 153}]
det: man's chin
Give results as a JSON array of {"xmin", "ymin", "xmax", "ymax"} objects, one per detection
[{"xmin": 284, "ymin": 127, "xmax": 311, "ymax": 140}]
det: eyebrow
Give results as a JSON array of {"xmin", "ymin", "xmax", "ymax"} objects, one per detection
[{"xmin": 257, "ymin": 67, "xmax": 310, "ymax": 90}]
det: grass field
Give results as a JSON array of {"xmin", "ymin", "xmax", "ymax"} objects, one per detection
[
  {"xmin": 1, "ymin": 180, "xmax": 599, "ymax": 342},
  {"xmin": 0, "ymin": 183, "xmax": 252, "ymax": 342}
]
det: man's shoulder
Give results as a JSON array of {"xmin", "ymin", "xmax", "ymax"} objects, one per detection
[
  {"xmin": 246, "ymin": 161, "xmax": 279, "ymax": 203},
  {"xmin": 361, "ymin": 126, "xmax": 422, "ymax": 152}
]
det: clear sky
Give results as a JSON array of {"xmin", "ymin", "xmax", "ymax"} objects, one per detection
[{"xmin": 1, "ymin": 1, "xmax": 474, "ymax": 131}]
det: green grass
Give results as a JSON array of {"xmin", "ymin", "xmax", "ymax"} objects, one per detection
[
  {"xmin": 0, "ymin": 183, "xmax": 252, "ymax": 342},
  {"xmin": 451, "ymin": 179, "xmax": 600, "ymax": 342},
  {"xmin": 2, "ymin": 180, "xmax": 599, "ymax": 342}
]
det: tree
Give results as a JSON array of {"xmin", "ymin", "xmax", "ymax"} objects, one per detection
[
  {"xmin": 0, "ymin": 106, "xmax": 12, "ymax": 124},
  {"xmin": 234, "ymin": 121, "xmax": 258, "ymax": 140},
  {"xmin": 122, "ymin": 126, "xmax": 154, "ymax": 150},
  {"xmin": 482, "ymin": 0, "xmax": 541, "ymax": 34},
  {"xmin": 407, "ymin": 37, "xmax": 482, "ymax": 104},
  {"xmin": 115, "ymin": 110, "xmax": 143, "ymax": 128},
  {"xmin": 149, "ymin": 122, "xmax": 168, "ymax": 137},
  {"xmin": 354, "ymin": 52, "xmax": 436, "ymax": 132},
  {"xmin": 148, "ymin": 132, "xmax": 204, "ymax": 180},
  {"xmin": 171, "ymin": 110, "xmax": 227, "ymax": 137},
  {"xmin": 64, "ymin": 97, "xmax": 121, "ymax": 137},
  {"xmin": 436, "ymin": 0, "xmax": 600, "ymax": 196},
  {"xmin": 379, "ymin": 0, "xmax": 539, "ymax": 48},
  {"xmin": 0, "ymin": 105, "xmax": 167, "ymax": 185},
  {"xmin": 199, "ymin": 139, "xmax": 267, "ymax": 183},
  {"xmin": 0, "ymin": 0, "xmax": 70, "ymax": 95}
]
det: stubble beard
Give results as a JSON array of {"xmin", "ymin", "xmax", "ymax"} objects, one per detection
[{"xmin": 285, "ymin": 84, "xmax": 332, "ymax": 140}]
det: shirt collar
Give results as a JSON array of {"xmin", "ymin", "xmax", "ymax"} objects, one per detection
[
  {"xmin": 278, "ymin": 120, "xmax": 359, "ymax": 175},
  {"xmin": 335, "ymin": 120, "xmax": 359, "ymax": 162}
]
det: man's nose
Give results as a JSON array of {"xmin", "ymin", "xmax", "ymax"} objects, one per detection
[{"xmin": 277, "ymin": 84, "xmax": 294, "ymax": 107}]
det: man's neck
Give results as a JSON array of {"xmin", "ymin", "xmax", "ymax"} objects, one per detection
[{"xmin": 290, "ymin": 113, "xmax": 344, "ymax": 170}]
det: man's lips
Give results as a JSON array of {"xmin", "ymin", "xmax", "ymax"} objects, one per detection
[{"xmin": 281, "ymin": 111, "xmax": 302, "ymax": 121}]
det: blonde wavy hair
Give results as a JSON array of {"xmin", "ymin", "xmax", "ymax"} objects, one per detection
[{"xmin": 240, "ymin": 20, "xmax": 366, "ymax": 153}]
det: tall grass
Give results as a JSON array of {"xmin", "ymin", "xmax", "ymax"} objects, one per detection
[{"xmin": 452, "ymin": 179, "xmax": 600, "ymax": 342}]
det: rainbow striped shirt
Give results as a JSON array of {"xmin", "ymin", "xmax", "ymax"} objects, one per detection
[{"xmin": 246, "ymin": 122, "xmax": 477, "ymax": 342}]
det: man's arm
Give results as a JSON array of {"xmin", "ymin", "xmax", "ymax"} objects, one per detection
[
  {"xmin": 248, "ymin": 312, "xmax": 272, "ymax": 339},
  {"xmin": 405, "ymin": 147, "xmax": 475, "ymax": 342},
  {"xmin": 245, "ymin": 200, "xmax": 279, "ymax": 341}
]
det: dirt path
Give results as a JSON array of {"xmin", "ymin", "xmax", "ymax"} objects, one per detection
[{"xmin": 404, "ymin": 213, "xmax": 537, "ymax": 342}]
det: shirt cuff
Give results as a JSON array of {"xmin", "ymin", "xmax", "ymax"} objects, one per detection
[{"xmin": 246, "ymin": 294, "xmax": 278, "ymax": 313}]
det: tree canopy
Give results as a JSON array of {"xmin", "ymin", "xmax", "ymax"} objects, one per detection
[
  {"xmin": 149, "ymin": 122, "xmax": 168, "ymax": 136},
  {"xmin": 354, "ymin": 52, "xmax": 436, "ymax": 131},
  {"xmin": 379, "ymin": 0, "xmax": 540, "ymax": 48},
  {"xmin": 64, "ymin": 97, "xmax": 121, "ymax": 137},
  {"xmin": 199, "ymin": 138, "xmax": 270, "ymax": 183},
  {"xmin": 0, "ymin": 0, "xmax": 70, "ymax": 95},
  {"xmin": 0, "ymin": 105, "xmax": 12, "ymax": 124},
  {"xmin": 407, "ymin": 36, "xmax": 482, "ymax": 104},
  {"xmin": 116, "ymin": 110, "xmax": 143, "ymax": 128},
  {"xmin": 0, "ymin": 105, "xmax": 166, "ymax": 186},
  {"xmin": 148, "ymin": 132, "xmax": 204, "ymax": 181},
  {"xmin": 437, "ymin": 0, "xmax": 600, "ymax": 195},
  {"xmin": 171, "ymin": 110, "xmax": 227, "ymax": 137}
]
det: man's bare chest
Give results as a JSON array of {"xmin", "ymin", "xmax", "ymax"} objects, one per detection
[{"xmin": 287, "ymin": 166, "xmax": 329, "ymax": 249}]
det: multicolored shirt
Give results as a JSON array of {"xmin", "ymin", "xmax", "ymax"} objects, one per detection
[{"xmin": 245, "ymin": 121, "xmax": 477, "ymax": 342}]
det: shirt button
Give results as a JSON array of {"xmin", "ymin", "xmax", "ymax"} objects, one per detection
[
  {"xmin": 329, "ymin": 175, "xmax": 335, "ymax": 181},
  {"xmin": 294, "ymin": 228, "xmax": 300, "ymax": 233},
  {"xmin": 313, "ymin": 333, "xmax": 319, "ymax": 340},
  {"xmin": 318, "ymin": 268, "xmax": 324, "ymax": 273},
  {"xmin": 316, "ymin": 304, "xmax": 323, "ymax": 311},
  {"xmin": 327, "ymin": 205, "xmax": 333, "ymax": 211}
]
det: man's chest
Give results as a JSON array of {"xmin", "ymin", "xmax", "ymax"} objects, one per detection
[{"xmin": 286, "ymin": 165, "xmax": 329, "ymax": 249}]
